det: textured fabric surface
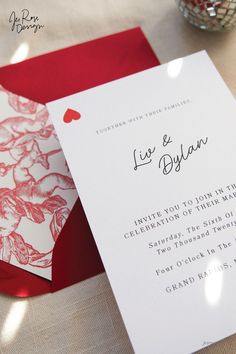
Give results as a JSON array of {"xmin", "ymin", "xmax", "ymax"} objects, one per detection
[{"xmin": 1, "ymin": 0, "xmax": 236, "ymax": 353}]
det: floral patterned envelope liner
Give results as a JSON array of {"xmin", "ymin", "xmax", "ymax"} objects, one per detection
[{"xmin": 0, "ymin": 85, "xmax": 78, "ymax": 280}]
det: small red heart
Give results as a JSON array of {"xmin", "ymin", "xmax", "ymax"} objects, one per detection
[{"xmin": 63, "ymin": 108, "xmax": 81, "ymax": 123}]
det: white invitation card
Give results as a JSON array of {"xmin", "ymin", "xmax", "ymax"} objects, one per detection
[{"xmin": 47, "ymin": 51, "xmax": 236, "ymax": 353}]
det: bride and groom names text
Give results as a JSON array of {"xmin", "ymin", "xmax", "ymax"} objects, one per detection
[{"xmin": 133, "ymin": 134, "xmax": 208, "ymax": 175}]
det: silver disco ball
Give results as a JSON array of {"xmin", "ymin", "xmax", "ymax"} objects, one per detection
[{"xmin": 176, "ymin": 0, "xmax": 236, "ymax": 31}]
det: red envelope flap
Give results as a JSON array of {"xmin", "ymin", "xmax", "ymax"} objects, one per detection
[
  {"xmin": 0, "ymin": 27, "xmax": 160, "ymax": 297},
  {"xmin": 0, "ymin": 28, "xmax": 159, "ymax": 103},
  {"xmin": 0, "ymin": 260, "xmax": 50, "ymax": 297}
]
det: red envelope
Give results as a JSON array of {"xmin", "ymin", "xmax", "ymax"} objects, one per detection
[{"xmin": 0, "ymin": 27, "xmax": 160, "ymax": 297}]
